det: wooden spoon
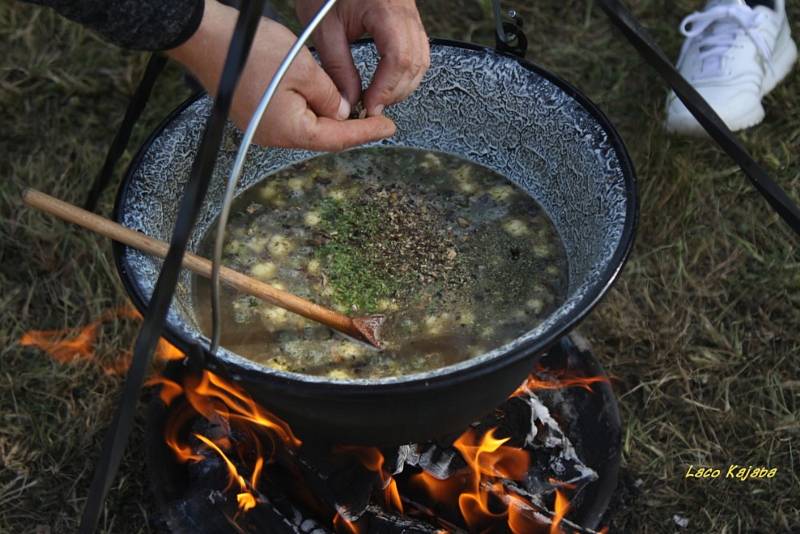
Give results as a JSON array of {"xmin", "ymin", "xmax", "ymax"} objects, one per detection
[{"xmin": 22, "ymin": 188, "xmax": 385, "ymax": 348}]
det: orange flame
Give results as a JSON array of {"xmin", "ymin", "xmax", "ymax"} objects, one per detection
[
  {"xmin": 237, "ymin": 492, "xmax": 257, "ymax": 512},
  {"xmin": 251, "ymin": 455, "xmax": 265, "ymax": 492},
  {"xmin": 333, "ymin": 512, "xmax": 359, "ymax": 534},
  {"xmin": 454, "ymin": 428, "xmax": 530, "ymax": 530},
  {"xmin": 22, "ymin": 306, "xmax": 604, "ymax": 531},
  {"xmin": 515, "ymin": 369, "xmax": 609, "ymax": 395},
  {"xmin": 386, "ymin": 478, "xmax": 403, "ymax": 513},
  {"xmin": 158, "ymin": 369, "xmax": 596, "ymax": 531},
  {"xmin": 411, "ymin": 470, "xmax": 465, "ymax": 503},
  {"xmin": 146, "ymin": 375, "xmax": 184, "ymax": 406},
  {"xmin": 410, "ymin": 424, "xmax": 587, "ymax": 532},
  {"xmin": 19, "ymin": 306, "xmax": 184, "ymax": 375},
  {"xmin": 550, "ymin": 489, "xmax": 570, "ymax": 534},
  {"xmin": 151, "ymin": 368, "xmax": 301, "ymax": 472},
  {"xmin": 455, "ymin": 428, "xmax": 530, "ymax": 481},
  {"xmin": 19, "ymin": 321, "xmax": 99, "ymax": 363},
  {"xmin": 163, "ymin": 406, "xmax": 204, "ymax": 462},
  {"xmin": 183, "ymin": 370, "xmax": 301, "ymax": 449},
  {"xmin": 411, "ymin": 428, "xmax": 534, "ymax": 531},
  {"xmin": 195, "ymin": 433, "xmax": 258, "ymax": 511},
  {"xmin": 156, "ymin": 338, "xmax": 185, "ymax": 361}
]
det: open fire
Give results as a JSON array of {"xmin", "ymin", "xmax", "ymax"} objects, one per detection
[
  {"xmin": 19, "ymin": 306, "xmax": 183, "ymax": 374},
  {"xmin": 19, "ymin": 307, "xmax": 616, "ymax": 533}
]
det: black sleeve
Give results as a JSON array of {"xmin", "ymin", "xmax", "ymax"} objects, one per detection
[{"xmin": 21, "ymin": 0, "xmax": 205, "ymax": 51}]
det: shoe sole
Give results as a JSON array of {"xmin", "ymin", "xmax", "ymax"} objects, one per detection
[{"xmin": 665, "ymin": 23, "xmax": 798, "ymax": 135}]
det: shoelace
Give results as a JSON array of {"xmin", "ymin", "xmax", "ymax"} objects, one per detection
[{"xmin": 679, "ymin": 4, "xmax": 773, "ymax": 75}]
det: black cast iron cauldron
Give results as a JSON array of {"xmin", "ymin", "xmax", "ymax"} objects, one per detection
[{"xmin": 114, "ymin": 39, "xmax": 637, "ymax": 445}]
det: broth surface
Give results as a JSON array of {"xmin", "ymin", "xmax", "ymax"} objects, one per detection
[{"xmin": 194, "ymin": 147, "xmax": 567, "ymax": 379}]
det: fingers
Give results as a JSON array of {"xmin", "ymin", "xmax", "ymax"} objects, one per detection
[
  {"xmin": 362, "ymin": 3, "xmax": 430, "ymax": 116},
  {"xmin": 409, "ymin": 27, "xmax": 430, "ymax": 99},
  {"xmin": 295, "ymin": 50, "xmax": 351, "ymax": 121},
  {"xmin": 313, "ymin": 20, "xmax": 363, "ymax": 106},
  {"xmin": 252, "ymin": 90, "xmax": 395, "ymax": 151},
  {"xmin": 302, "ymin": 114, "xmax": 397, "ymax": 151}
]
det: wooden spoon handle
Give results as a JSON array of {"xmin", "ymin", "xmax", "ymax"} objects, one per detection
[{"xmin": 22, "ymin": 188, "xmax": 382, "ymax": 346}]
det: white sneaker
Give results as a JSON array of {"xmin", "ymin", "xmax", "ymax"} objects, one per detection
[{"xmin": 665, "ymin": 0, "xmax": 798, "ymax": 135}]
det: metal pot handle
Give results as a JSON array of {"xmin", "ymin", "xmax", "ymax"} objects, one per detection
[
  {"xmin": 491, "ymin": 0, "xmax": 528, "ymax": 57},
  {"xmin": 209, "ymin": 0, "xmax": 339, "ymax": 355}
]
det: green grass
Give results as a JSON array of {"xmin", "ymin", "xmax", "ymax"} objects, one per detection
[{"xmin": 2, "ymin": 0, "xmax": 799, "ymax": 532}]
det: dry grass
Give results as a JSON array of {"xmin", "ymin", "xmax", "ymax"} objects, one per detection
[{"xmin": 2, "ymin": 0, "xmax": 799, "ymax": 532}]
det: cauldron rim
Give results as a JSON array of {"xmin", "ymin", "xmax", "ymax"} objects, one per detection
[{"xmin": 113, "ymin": 38, "xmax": 638, "ymax": 396}]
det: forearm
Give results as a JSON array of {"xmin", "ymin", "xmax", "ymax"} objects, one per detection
[
  {"xmin": 21, "ymin": 0, "xmax": 205, "ymax": 51},
  {"xmin": 165, "ymin": 1, "xmax": 241, "ymax": 98}
]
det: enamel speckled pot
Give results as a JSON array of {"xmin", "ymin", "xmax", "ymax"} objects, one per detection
[{"xmin": 114, "ymin": 40, "xmax": 637, "ymax": 445}]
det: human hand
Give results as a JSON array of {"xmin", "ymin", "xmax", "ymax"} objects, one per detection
[
  {"xmin": 167, "ymin": 0, "xmax": 396, "ymax": 150},
  {"xmin": 296, "ymin": 0, "xmax": 430, "ymax": 116}
]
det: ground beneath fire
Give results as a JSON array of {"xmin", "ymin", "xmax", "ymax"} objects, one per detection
[{"xmin": 1, "ymin": 1, "xmax": 798, "ymax": 532}]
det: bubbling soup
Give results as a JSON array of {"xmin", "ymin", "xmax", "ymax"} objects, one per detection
[{"xmin": 194, "ymin": 147, "xmax": 568, "ymax": 379}]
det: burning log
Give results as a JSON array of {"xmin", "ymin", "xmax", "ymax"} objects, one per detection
[
  {"xmin": 399, "ymin": 497, "xmax": 467, "ymax": 534},
  {"xmin": 397, "ymin": 391, "xmax": 598, "ymax": 503},
  {"xmin": 164, "ymin": 469, "xmax": 325, "ymax": 534},
  {"xmin": 170, "ymin": 425, "xmax": 461, "ymax": 534},
  {"xmin": 492, "ymin": 482, "xmax": 599, "ymax": 534},
  {"xmin": 288, "ymin": 443, "xmax": 379, "ymax": 521},
  {"xmin": 362, "ymin": 504, "xmax": 451, "ymax": 533}
]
